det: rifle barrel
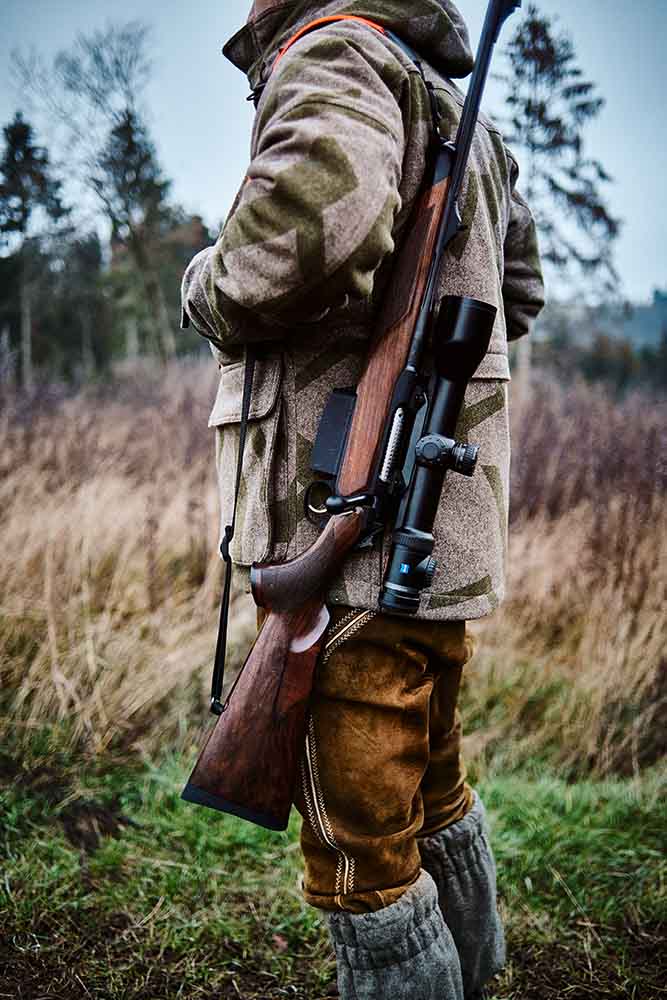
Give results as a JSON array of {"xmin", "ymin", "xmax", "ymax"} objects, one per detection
[{"xmin": 424, "ymin": 0, "xmax": 522, "ymax": 320}]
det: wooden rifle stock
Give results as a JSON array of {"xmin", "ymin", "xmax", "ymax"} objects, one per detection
[
  {"xmin": 182, "ymin": 511, "xmax": 364, "ymax": 829},
  {"xmin": 338, "ymin": 176, "xmax": 451, "ymax": 495}
]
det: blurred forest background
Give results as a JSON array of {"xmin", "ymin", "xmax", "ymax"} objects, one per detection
[{"xmin": 1, "ymin": 4, "xmax": 665, "ymax": 1000}]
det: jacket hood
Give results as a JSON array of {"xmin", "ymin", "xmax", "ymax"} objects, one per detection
[{"xmin": 224, "ymin": 0, "xmax": 474, "ymax": 89}]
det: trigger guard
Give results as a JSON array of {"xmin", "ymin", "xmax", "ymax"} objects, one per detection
[{"xmin": 304, "ymin": 480, "xmax": 334, "ymax": 526}]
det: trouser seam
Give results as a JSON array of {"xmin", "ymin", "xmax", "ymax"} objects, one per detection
[
  {"xmin": 301, "ymin": 608, "xmax": 377, "ymax": 903},
  {"xmin": 303, "ymin": 712, "xmax": 357, "ymax": 898}
]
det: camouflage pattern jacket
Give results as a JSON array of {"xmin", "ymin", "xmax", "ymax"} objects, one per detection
[{"xmin": 181, "ymin": 0, "xmax": 545, "ymax": 621}]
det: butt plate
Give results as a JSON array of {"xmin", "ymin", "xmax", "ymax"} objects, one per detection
[{"xmin": 180, "ymin": 782, "xmax": 289, "ymax": 831}]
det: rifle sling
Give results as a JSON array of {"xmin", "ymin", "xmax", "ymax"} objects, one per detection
[{"xmin": 210, "ymin": 347, "xmax": 256, "ymax": 715}]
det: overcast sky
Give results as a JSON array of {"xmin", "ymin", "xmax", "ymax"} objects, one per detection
[{"xmin": 2, "ymin": 0, "xmax": 665, "ymax": 303}]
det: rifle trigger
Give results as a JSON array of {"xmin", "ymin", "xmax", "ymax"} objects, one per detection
[{"xmin": 325, "ymin": 492, "xmax": 374, "ymax": 515}]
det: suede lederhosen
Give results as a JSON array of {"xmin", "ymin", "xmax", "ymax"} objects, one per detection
[{"xmin": 260, "ymin": 604, "xmax": 474, "ymax": 913}]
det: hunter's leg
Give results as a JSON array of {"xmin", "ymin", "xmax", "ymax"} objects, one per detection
[
  {"xmin": 418, "ymin": 629, "xmax": 475, "ymax": 838},
  {"xmin": 418, "ymin": 629, "xmax": 505, "ymax": 998},
  {"xmin": 293, "ymin": 606, "xmax": 467, "ymax": 999}
]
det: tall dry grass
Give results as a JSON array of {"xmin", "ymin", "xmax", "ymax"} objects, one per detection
[
  {"xmin": 0, "ymin": 363, "xmax": 665, "ymax": 776},
  {"xmin": 466, "ymin": 378, "xmax": 667, "ymax": 777},
  {"xmin": 0, "ymin": 359, "xmax": 256, "ymax": 756}
]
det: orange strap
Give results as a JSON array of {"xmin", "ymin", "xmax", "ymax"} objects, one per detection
[{"xmin": 273, "ymin": 15, "xmax": 386, "ymax": 71}]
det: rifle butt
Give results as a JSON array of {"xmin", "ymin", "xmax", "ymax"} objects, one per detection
[{"xmin": 182, "ymin": 598, "xmax": 330, "ymax": 830}]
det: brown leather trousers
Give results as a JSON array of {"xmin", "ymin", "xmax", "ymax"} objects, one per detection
[{"xmin": 290, "ymin": 604, "xmax": 475, "ymax": 914}]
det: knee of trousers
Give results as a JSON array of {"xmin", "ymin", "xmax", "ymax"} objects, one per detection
[
  {"xmin": 295, "ymin": 701, "xmax": 425, "ymax": 913},
  {"xmin": 294, "ymin": 612, "xmax": 470, "ymax": 914}
]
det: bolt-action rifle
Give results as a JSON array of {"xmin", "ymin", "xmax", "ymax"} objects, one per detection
[{"xmin": 182, "ymin": 0, "xmax": 521, "ymax": 830}]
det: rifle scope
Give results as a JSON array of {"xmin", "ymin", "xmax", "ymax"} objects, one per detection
[{"xmin": 379, "ymin": 295, "xmax": 497, "ymax": 615}]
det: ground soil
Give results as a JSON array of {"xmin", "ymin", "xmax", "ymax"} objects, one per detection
[{"xmin": 2, "ymin": 915, "xmax": 665, "ymax": 1000}]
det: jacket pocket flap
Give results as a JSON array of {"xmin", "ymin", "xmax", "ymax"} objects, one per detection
[{"xmin": 208, "ymin": 356, "xmax": 282, "ymax": 427}]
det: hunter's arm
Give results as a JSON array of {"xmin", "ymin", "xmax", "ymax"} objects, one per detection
[
  {"xmin": 181, "ymin": 29, "xmax": 406, "ymax": 349},
  {"xmin": 502, "ymin": 156, "xmax": 545, "ymax": 340}
]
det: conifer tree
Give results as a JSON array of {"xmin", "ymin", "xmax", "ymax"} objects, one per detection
[
  {"xmin": 499, "ymin": 4, "xmax": 620, "ymax": 295},
  {"xmin": 13, "ymin": 23, "xmax": 178, "ymax": 359},
  {"xmin": 92, "ymin": 108, "xmax": 176, "ymax": 358},
  {"xmin": 57, "ymin": 233, "xmax": 111, "ymax": 377},
  {"xmin": 0, "ymin": 113, "xmax": 67, "ymax": 388}
]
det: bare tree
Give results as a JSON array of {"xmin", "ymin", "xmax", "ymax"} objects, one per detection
[
  {"xmin": 13, "ymin": 22, "xmax": 177, "ymax": 359},
  {"xmin": 0, "ymin": 322, "xmax": 15, "ymax": 387},
  {"xmin": 92, "ymin": 108, "xmax": 177, "ymax": 358}
]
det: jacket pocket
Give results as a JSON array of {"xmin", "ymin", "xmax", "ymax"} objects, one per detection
[{"xmin": 208, "ymin": 354, "xmax": 283, "ymax": 566}]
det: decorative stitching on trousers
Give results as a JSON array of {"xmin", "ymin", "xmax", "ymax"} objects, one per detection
[
  {"xmin": 301, "ymin": 608, "xmax": 376, "ymax": 902},
  {"xmin": 304, "ymin": 713, "xmax": 356, "ymax": 897},
  {"xmin": 321, "ymin": 608, "xmax": 377, "ymax": 665},
  {"xmin": 300, "ymin": 756, "xmax": 325, "ymax": 847},
  {"xmin": 335, "ymin": 855, "xmax": 344, "ymax": 896}
]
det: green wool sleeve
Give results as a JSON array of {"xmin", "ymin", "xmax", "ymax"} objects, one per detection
[
  {"xmin": 502, "ymin": 157, "xmax": 545, "ymax": 341},
  {"xmin": 181, "ymin": 30, "xmax": 406, "ymax": 347}
]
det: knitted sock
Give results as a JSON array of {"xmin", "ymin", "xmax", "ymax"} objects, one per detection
[
  {"xmin": 419, "ymin": 793, "xmax": 505, "ymax": 998},
  {"xmin": 326, "ymin": 869, "xmax": 464, "ymax": 1000}
]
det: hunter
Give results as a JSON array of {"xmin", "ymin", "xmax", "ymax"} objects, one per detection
[{"xmin": 181, "ymin": 0, "xmax": 544, "ymax": 997}]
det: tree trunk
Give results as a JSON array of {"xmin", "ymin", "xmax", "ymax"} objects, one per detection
[
  {"xmin": 125, "ymin": 313, "xmax": 140, "ymax": 361},
  {"xmin": 155, "ymin": 280, "xmax": 177, "ymax": 358},
  {"xmin": 20, "ymin": 262, "xmax": 34, "ymax": 392},
  {"xmin": 81, "ymin": 300, "xmax": 95, "ymax": 378},
  {"xmin": 0, "ymin": 323, "xmax": 14, "ymax": 387},
  {"xmin": 128, "ymin": 230, "xmax": 176, "ymax": 360}
]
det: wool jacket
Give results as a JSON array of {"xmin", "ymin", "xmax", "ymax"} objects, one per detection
[{"xmin": 181, "ymin": 0, "xmax": 545, "ymax": 620}]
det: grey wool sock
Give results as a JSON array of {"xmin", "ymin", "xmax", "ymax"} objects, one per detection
[
  {"xmin": 419, "ymin": 793, "xmax": 506, "ymax": 998},
  {"xmin": 326, "ymin": 869, "xmax": 464, "ymax": 1000}
]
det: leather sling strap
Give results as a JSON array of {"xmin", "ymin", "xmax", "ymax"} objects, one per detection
[
  {"xmin": 210, "ymin": 16, "xmax": 442, "ymax": 714},
  {"xmin": 273, "ymin": 14, "xmax": 386, "ymax": 69},
  {"xmin": 210, "ymin": 347, "xmax": 255, "ymax": 715}
]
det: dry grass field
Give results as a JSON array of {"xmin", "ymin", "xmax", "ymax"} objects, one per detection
[
  {"xmin": 1, "ymin": 359, "xmax": 665, "ymax": 998},
  {"xmin": 1, "ymin": 361, "xmax": 664, "ymax": 774}
]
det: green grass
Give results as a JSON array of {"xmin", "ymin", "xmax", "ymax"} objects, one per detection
[
  {"xmin": 486, "ymin": 773, "xmax": 667, "ymax": 999},
  {"xmin": 1, "ymin": 739, "xmax": 334, "ymax": 999},
  {"xmin": 1, "ymin": 736, "xmax": 665, "ymax": 999}
]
